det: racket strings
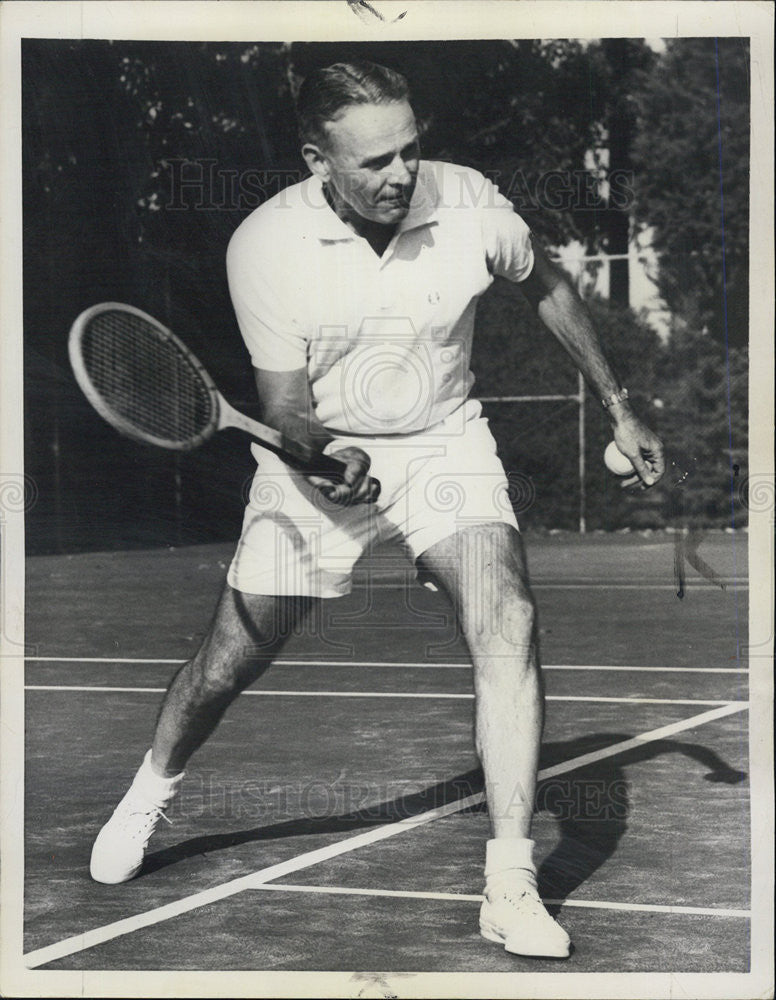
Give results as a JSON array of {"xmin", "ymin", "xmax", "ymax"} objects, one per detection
[{"xmin": 82, "ymin": 311, "xmax": 214, "ymax": 445}]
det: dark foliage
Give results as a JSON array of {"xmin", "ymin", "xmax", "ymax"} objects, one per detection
[
  {"xmin": 630, "ymin": 38, "xmax": 750, "ymax": 347},
  {"xmin": 22, "ymin": 38, "xmax": 749, "ymax": 552}
]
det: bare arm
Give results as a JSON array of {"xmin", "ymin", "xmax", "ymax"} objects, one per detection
[
  {"xmin": 518, "ymin": 236, "xmax": 665, "ymax": 487},
  {"xmin": 253, "ymin": 366, "xmax": 379, "ymax": 504}
]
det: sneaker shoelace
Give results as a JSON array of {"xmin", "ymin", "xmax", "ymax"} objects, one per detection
[
  {"xmin": 500, "ymin": 887, "xmax": 546, "ymax": 918},
  {"xmin": 114, "ymin": 796, "xmax": 172, "ymax": 845}
]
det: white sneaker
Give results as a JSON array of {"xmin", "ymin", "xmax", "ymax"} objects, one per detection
[
  {"xmin": 90, "ymin": 786, "xmax": 173, "ymax": 884},
  {"xmin": 480, "ymin": 882, "xmax": 571, "ymax": 958}
]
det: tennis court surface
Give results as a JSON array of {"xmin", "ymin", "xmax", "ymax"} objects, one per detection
[{"xmin": 23, "ymin": 530, "xmax": 751, "ymax": 974}]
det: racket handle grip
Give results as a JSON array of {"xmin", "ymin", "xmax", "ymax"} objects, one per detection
[
  {"xmin": 305, "ymin": 450, "xmax": 349, "ymax": 479},
  {"xmin": 309, "ymin": 452, "xmax": 381, "ymax": 491},
  {"xmin": 308, "ymin": 451, "xmax": 382, "ymax": 501}
]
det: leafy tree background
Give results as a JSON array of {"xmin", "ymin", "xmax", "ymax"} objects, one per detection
[
  {"xmin": 22, "ymin": 38, "xmax": 750, "ymax": 554},
  {"xmin": 630, "ymin": 37, "xmax": 750, "ymax": 348}
]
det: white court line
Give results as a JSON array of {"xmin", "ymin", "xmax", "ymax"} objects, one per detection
[
  {"xmin": 23, "ymin": 701, "xmax": 748, "ymax": 970},
  {"xmin": 546, "ymin": 696, "xmax": 743, "ymax": 706},
  {"xmin": 250, "ymin": 882, "xmax": 751, "ymax": 920},
  {"xmin": 23, "ymin": 790, "xmax": 484, "ymax": 970},
  {"xmin": 546, "ymin": 898, "xmax": 749, "ymax": 919},
  {"xmin": 533, "ymin": 583, "xmax": 745, "ymax": 591},
  {"xmin": 24, "ymin": 657, "xmax": 747, "ymax": 674},
  {"xmin": 26, "ymin": 657, "xmax": 186, "ymax": 664},
  {"xmin": 538, "ymin": 703, "xmax": 748, "ymax": 780},
  {"xmin": 531, "ymin": 582, "xmax": 745, "ymax": 590},
  {"xmin": 359, "ymin": 580, "xmax": 747, "ymax": 591},
  {"xmin": 23, "ymin": 685, "xmax": 746, "ymax": 708},
  {"xmin": 545, "ymin": 665, "xmax": 745, "ymax": 674}
]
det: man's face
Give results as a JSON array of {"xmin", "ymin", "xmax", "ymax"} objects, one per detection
[{"xmin": 313, "ymin": 100, "xmax": 420, "ymax": 226}]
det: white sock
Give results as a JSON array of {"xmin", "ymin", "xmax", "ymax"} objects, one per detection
[
  {"xmin": 130, "ymin": 749, "xmax": 185, "ymax": 809},
  {"xmin": 484, "ymin": 837, "xmax": 538, "ymax": 894}
]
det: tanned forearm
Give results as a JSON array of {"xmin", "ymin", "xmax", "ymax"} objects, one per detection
[
  {"xmin": 263, "ymin": 407, "xmax": 334, "ymax": 455},
  {"xmin": 521, "ymin": 238, "xmax": 637, "ymax": 426},
  {"xmin": 252, "ymin": 364, "xmax": 379, "ymax": 502},
  {"xmin": 536, "ymin": 280, "xmax": 627, "ymax": 407},
  {"xmin": 253, "ymin": 366, "xmax": 335, "ymax": 454},
  {"xmin": 535, "ymin": 281, "xmax": 640, "ymax": 429},
  {"xmin": 519, "ymin": 236, "xmax": 665, "ymax": 485}
]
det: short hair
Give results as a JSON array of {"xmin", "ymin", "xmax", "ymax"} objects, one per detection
[{"xmin": 296, "ymin": 61, "xmax": 411, "ymax": 147}]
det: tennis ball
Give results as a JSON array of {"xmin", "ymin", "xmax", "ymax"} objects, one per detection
[{"xmin": 604, "ymin": 441, "xmax": 635, "ymax": 476}]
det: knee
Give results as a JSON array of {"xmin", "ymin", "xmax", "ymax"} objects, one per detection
[
  {"xmin": 465, "ymin": 585, "xmax": 536, "ymax": 651},
  {"xmin": 187, "ymin": 644, "xmax": 269, "ymax": 702},
  {"xmin": 504, "ymin": 592, "xmax": 536, "ymax": 646}
]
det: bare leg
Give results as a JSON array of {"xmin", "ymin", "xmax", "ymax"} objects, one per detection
[
  {"xmin": 418, "ymin": 523, "xmax": 543, "ymax": 838},
  {"xmin": 418, "ymin": 524, "xmax": 569, "ymax": 957},
  {"xmin": 151, "ymin": 585, "xmax": 314, "ymax": 776},
  {"xmin": 90, "ymin": 583, "xmax": 315, "ymax": 883}
]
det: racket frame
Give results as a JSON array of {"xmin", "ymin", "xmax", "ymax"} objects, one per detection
[{"xmin": 68, "ymin": 302, "xmax": 345, "ymax": 477}]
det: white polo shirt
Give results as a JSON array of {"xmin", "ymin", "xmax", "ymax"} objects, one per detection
[{"xmin": 226, "ymin": 160, "xmax": 534, "ymax": 435}]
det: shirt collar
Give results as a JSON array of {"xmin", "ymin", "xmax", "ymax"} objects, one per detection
[
  {"xmin": 305, "ymin": 162, "xmax": 440, "ymax": 243},
  {"xmin": 396, "ymin": 163, "xmax": 441, "ymax": 234}
]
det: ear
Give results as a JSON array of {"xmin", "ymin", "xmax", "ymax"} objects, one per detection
[{"xmin": 302, "ymin": 142, "xmax": 330, "ymax": 182}]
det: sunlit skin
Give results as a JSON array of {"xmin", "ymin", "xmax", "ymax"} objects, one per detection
[{"xmin": 302, "ymin": 100, "xmax": 421, "ymax": 251}]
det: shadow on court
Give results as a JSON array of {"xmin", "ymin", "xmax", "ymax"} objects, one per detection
[
  {"xmin": 141, "ymin": 734, "xmax": 746, "ymax": 906},
  {"xmin": 141, "ymin": 766, "xmax": 487, "ymax": 876},
  {"xmin": 536, "ymin": 734, "xmax": 747, "ymax": 906}
]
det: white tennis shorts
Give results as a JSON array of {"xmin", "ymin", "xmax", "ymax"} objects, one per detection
[{"xmin": 227, "ymin": 398, "xmax": 519, "ymax": 597}]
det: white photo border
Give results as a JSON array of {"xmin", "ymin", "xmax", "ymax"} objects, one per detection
[{"xmin": 1, "ymin": 2, "xmax": 773, "ymax": 998}]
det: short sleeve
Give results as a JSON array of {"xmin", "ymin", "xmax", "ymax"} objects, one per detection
[
  {"xmin": 479, "ymin": 176, "xmax": 535, "ymax": 283},
  {"xmin": 226, "ymin": 223, "xmax": 308, "ymax": 371}
]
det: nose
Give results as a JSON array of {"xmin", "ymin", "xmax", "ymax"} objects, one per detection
[{"xmin": 388, "ymin": 154, "xmax": 414, "ymax": 187}]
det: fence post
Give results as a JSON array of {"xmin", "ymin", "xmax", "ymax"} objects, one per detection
[{"xmin": 578, "ymin": 370, "xmax": 586, "ymax": 534}]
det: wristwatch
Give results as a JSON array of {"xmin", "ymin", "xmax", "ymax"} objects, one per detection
[{"xmin": 601, "ymin": 387, "xmax": 629, "ymax": 409}]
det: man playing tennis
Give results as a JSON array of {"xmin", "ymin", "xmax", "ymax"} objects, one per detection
[{"xmin": 91, "ymin": 61, "xmax": 664, "ymax": 959}]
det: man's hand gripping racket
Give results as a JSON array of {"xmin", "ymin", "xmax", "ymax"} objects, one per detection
[{"xmin": 68, "ymin": 303, "xmax": 380, "ymax": 503}]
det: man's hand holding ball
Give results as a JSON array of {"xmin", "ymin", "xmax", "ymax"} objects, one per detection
[
  {"xmin": 604, "ymin": 421, "xmax": 665, "ymax": 491},
  {"xmin": 604, "ymin": 440, "xmax": 636, "ymax": 477}
]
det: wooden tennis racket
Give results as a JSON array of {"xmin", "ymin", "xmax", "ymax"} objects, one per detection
[{"xmin": 68, "ymin": 302, "xmax": 349, "ymax": 480}]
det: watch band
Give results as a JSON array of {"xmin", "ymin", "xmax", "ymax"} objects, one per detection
[{"xmin": 601, "ymin": 387, "xmax": 629, "ymax": 409}]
